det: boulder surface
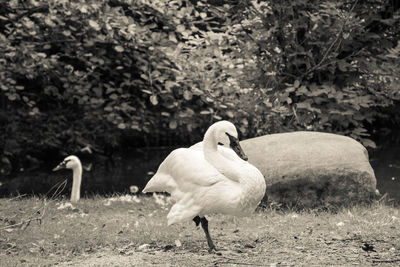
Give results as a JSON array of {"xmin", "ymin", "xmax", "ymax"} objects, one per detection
[{"xmin": 241, "ymin": 131, "xmax": 377, "ymax": 208}]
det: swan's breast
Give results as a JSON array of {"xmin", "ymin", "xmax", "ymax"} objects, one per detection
[
  {"xmin": 198, "ymin": 165, "xmax": 265, "ymax": 216},
  {"xmin": 236, "ymin": 164, "xmax": 266, "ymax": 213}
]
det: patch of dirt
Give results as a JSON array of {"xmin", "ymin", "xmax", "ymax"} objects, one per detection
[{"xmin": 53, "ymin": 237, "xmax": 400, "ymax": 267}]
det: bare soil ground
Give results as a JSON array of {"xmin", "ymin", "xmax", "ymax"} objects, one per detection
[{"xmin": 1, "ymin": 195, "xmax": 400, "ymax": 266}]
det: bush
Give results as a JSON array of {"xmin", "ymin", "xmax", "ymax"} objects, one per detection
[
  {"xmin": 223, "ymin": 0, "xmax": 400, "ymax": 147},
  {"xmin": 0, "ymin": 0, "xmax": 399, "ymax": 173}
]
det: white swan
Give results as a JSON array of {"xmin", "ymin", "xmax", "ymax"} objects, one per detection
[
  {"xmin": 143, "ymin": 121, "xmax": 266, "ymax": 252},
  {"xmin": 53, "ymin": 155, "xmax": 82, "ymax": 203}
]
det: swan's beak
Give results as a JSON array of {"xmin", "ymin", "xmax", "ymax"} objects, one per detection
[
  {"xmin": 231, "ymin": 141, "xmax": 248, "ymax": 161},
  {"xmin": 226, "ymin": 133, "xmax": 248, "ymax": 161},
  {"xmin": 52, "ymin": 162, "xmax": 66, "ymax": 171}
]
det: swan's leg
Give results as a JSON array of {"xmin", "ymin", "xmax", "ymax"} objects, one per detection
[
  {"xmin": 200, "ymin": 217, "xmax": 216, "ymax": 252},
  {"xmin": 193, "ymin": 216, "xmax": 217, "ymax": 252},
  {"xmin": 193, "ymin": 216, "xmax": 201, "ymax": 227}
]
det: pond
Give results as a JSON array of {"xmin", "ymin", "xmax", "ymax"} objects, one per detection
[
  {"xmin": 0, "ymin": 145, "xmax": 399, "ymax": 204},
  {"xmin": 369, "ymin": 146, "xmax": 400, "ymax": 204},
  {"xmin": 0, "ymin": 147, "xmax": 174, "ymax": 198}
]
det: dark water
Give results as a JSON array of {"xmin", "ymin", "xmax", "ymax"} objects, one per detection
[
  {"xmin": 0, "ymin": 147, "xmax": 174, "ymax": 198},
  {"xmin": 1, "ymin": 146, "xmax": 400, "ymax": 204},
  {"xmin": 369, "ymin": 146, "xmax": 400, "ymax": 204}
]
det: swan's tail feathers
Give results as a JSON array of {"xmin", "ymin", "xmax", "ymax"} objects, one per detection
[
  {"xmin": 142, "ymin": 172, "xmax": 176, "ymax": 193},
  {"xmin": 167, "ymin": 197, "xmax": 202, "ymax": 225}
]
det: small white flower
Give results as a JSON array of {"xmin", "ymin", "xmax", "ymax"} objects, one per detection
[
  {"xmin": 175, "ymin": 240, "xmax": 182, "ymax": 247},
  {"xmin": 57, "ymin": 202, "xmax": 75, "ymax": 210},
  {"xmin": 130, "ymin": 185, "xmax": 139, "ymax": 193},
  {"xmin": 132, "ymin": 195, "xmax": 141, "ymax": 203},
  {"xmin": 337, "ymin": 222, "xmax": 345, "ymax": 227},
  {"xmin": 153, "ymin": 193, "xmax": 167, "ymax": 206},
  {"xmin": 137, "ymin": 244, "xmax": 150, "ymax": 251}
]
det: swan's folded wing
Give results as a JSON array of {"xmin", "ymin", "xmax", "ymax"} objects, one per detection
[
  {"xmin": 164, "ymin": 148, "xmax": 224, "ymax": 188},
  {"xmin": 217, "ymin": 145, "xmax": 244, "ymax": 163},
  {"xmin": 189, "ymin": 141, "xmax": 203, "ymax": 150},
  {"xmin": 167, "ymin": 193, "xmax": 203, "ymax": 225}
]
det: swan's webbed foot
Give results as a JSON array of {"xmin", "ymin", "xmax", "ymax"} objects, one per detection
[{"xmin": 208, "ymin": 245, "xmax": 218, "ymax": 253}]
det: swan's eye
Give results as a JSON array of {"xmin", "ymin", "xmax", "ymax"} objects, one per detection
[
  {"xmin": 218, "ymin": 142, "xmax": 224, "ymax": 146},
  {"xmin": 53, "ymin": 158, "xmax": 72, "ymax": 171}
]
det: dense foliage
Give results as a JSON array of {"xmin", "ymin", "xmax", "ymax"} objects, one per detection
[{"xmin": 0, "ymin": 0, "xmax": 399, "ymax": 173}]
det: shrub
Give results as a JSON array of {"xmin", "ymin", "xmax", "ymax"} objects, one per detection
[{"xmin": 0, "ymin": 0, "xmax": 399, "ymax": 172}]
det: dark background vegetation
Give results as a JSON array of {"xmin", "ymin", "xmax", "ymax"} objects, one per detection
[{"xmin": 0, "ymin": 0, "xmax": 399, "ymax": 176}]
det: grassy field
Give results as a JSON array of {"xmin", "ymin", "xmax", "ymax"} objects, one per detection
[{"xmin": 1, "ymin": 194, "xmax": 400, "ymax": 266}]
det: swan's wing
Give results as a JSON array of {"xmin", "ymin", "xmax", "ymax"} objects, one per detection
[
  {"xmin": 167, "ymin": 193, "xmax": 203, "ymax": 225},
  {"xmin": 142, "ymin": 172, "xmax": 177, "ymax": 193},
  {"xmin": 189, "ymin": 141, "xmax": 203, "ymax": 150},
  {"xmin": 167, "ymin": 148, "xmax": 224, "ymax": 186},
  {"xmin": 217, "ymin": 145, "xmax": 244, "ymax": 163},
  {"xmin": 142, "ymin": 148, "xmax": 224, "ymax": 194}
]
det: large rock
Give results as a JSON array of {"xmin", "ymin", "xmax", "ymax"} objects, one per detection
[{"xmin": 241, "ymin": 131, "xmax": 377, "ymax": 208}]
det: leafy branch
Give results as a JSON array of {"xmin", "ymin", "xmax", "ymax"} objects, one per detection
[
  {"xmin": 3, "ymin": 5, "xmax": 49, "ymax": 24},
  {"xmin": 301, "ymin": 0, "xmax": 359, "ymax": 79}
]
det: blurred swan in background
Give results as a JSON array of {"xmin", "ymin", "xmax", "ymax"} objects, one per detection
[
  {"xmin": 53, "ymin": 155, "xmax": 82, "ymax": 203},
  {"xmin": 143, "ymin": 120, "xmax": 266, "ymax": 252}
]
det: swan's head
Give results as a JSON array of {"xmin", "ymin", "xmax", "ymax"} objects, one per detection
[
  {"xmin": 209, "ymin": 121, "xmax": 248, "ymax": 161},
  {"xmin": 53, "ymin": 155, "xmax": 82, "ymax": 171}
]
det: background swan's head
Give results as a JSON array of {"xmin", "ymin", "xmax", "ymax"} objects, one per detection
[
  {"xmin": 53, "ymin": 155, "xmax": 82, "ymax": 171},
  {"xmin": 207, "ymin": 121, "xmax": 248, "ymax": 161}
]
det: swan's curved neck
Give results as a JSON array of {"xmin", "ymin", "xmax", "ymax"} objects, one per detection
[
  {"xmin": 71, "ymin": 164, "xmax": 82, "ymax": 202},
  {"xmin": 203, "ymin": 130, "xmax": 242, "ymax": 182},
  {"xmin": 203, "ymin": 128, "xmax": 218, "ymax": 155}
]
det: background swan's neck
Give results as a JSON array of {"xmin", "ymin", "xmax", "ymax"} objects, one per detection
[{"xmin": 70, "ymin": 164, "xmax": 82, "ymax": 202}]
